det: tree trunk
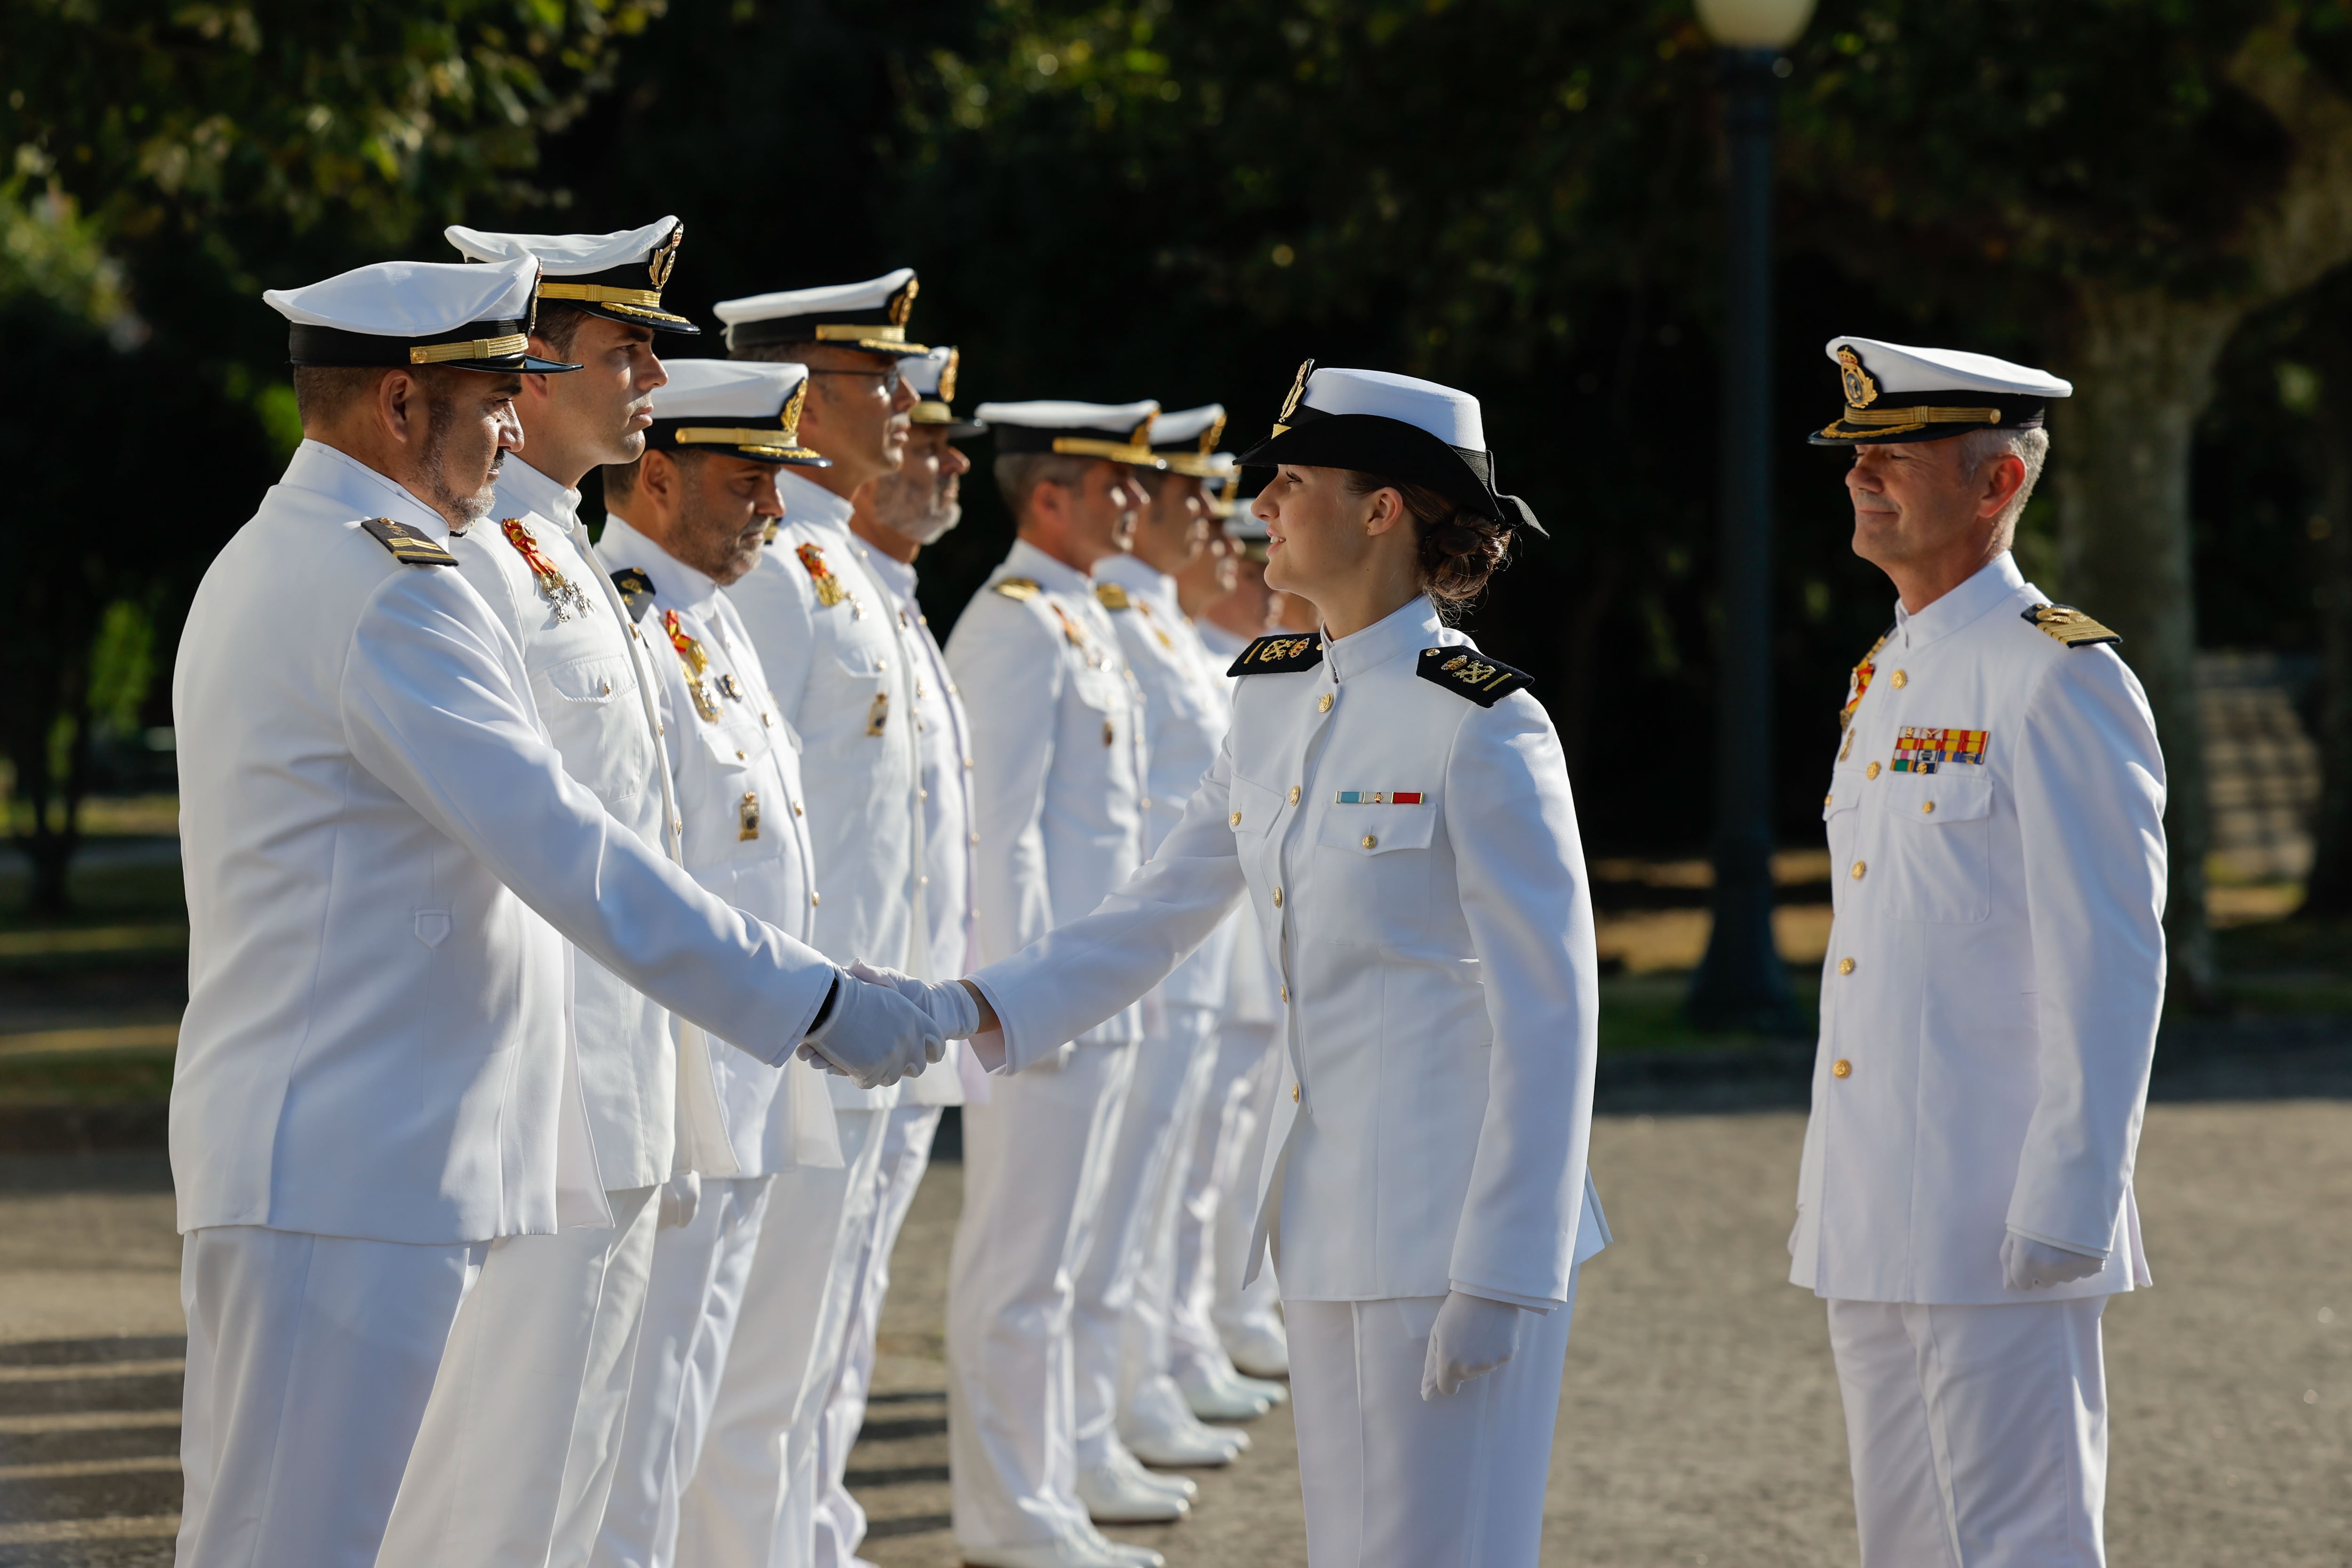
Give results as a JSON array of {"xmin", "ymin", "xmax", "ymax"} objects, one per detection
[
  {"xmin": 2056, "ymin": 282, "xmax": 2241, "ymax": 1012},
  {"xmin": 2301, "ymin": 286, "xmax": 2352, "ymax": 916}
]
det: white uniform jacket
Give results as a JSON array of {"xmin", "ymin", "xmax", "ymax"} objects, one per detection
[
  {"xmin": 1197, "ymin": 622, "xmax": 1281, "ymax": 1031},
  {"xmin": 170, "ymin": 441, "xmax": 838, "ymax": 1245},
  {"xmin": 970, "ymin": 597, "xmax": 1606, "ymax": 1307},
  {"xmin": 868, "ymin": 549, "xmax": 985, "ymax": 1106},
  {"xmin": 1793, "ymin": 552, "xmax": 2166, "ymax": 1304},
  {"xmin": 1093, "ymin": 553, "xmax": 1238, "ymax": 1018},
  {"xmin": 946, "ymin": 540, "xmax": 1149, "ymax": 1056},
  {"xmin": 599, "ymin": 515, "xmax": 841, "ymax": 1174},
  {"xmin": 728, "ymin": 476, "xmax": 922, "ymax": 1109},
  {"xmin": 449, "ymin": 460, "xmax": 676, "ymax": 1191}
]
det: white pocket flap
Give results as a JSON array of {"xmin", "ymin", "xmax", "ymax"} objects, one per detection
[
  {"xmin": 542, "ymin": 653, "xmax": 633, "ymax": 705},
  {"xmin": 1316, "ymin": 803, "xmax": 1438, "ymax": 855},
  {"xmin": 1888, "ymin": 771, "xmax": 1993, "ymax": 824}
]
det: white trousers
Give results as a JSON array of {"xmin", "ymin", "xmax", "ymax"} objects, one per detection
[
  {"xmin": 593, "ymin": 1174, "xmax": 776, "ymax": 1568},
  {"xmin": 1168, "ymin": 1018, "xmax": 1282, "ymax": 1382},
  {"xmin": 1072, "ymin": 1006, "xmax": 1219, "ymax": 1469},
  {"xmin": 1284, "ymin": 1275, "xmax": 1578, "ymax": 1568},
  {"xmin": 378, "ymin": 1185, "xmax": 662, "ymax": 1568},
  {"xmin": 811, "ymin": 1103, "xmax": 945, "ymax": 1568},
  {"xmin": 679, "ymin": 1109, "xmax": 890, "ymax": 1568},
  {"xmin": 177, "ymin": 1226, "xmax": 486, "ymax": 1568},
  {"xmin": 1827, "ymin": 1297, "xmax": 2110, "ymax": 1568},
  {"xmin": 948, "ymin": 1040, "xmax": 1138, "ymax": 1548}
]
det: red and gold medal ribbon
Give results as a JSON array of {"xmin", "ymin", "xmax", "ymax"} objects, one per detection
[
  {"xmin": 662, "ymin": 609, "xmax": 722, "ymax": 721},
  {"xmin": 795, "ymin": 542, "xmax": 849, "ymax": 607},
  {"xmin": 501, "ymin": 518, "xmax": 591, "ymax": 621},
  {"xmin": 1840, "ymin": 631, "xmax": 1890, "ymax": 733}
]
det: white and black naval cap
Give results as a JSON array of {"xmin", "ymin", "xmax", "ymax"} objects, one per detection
[
  {"xmin": 975, "ymin": 400, "xmax": 1165, "ymax": 468},
  {"xmin": 714, "ymin": 269, "xmax": 928, "ymax": 357},
  {"xmin": 445, "ymin": 216, "xmax": 698, "ymax": 335},
  {"xmin": 1234, "ymin": 363, "xmax": 1543, "ymax": 536},
  {"xmin": 1149, "ymin": 404, "xmax": 1229, "ymax": 479},
  {"xmin": 642, "ymin": 359, "xmax": 829, "ymax": 467},
  {"xmin": 1810, "ymin": 337, "xmax": 2073, "ymax": 446},
  {"xmin": 907, "ymin": 346, "xmax": 985, "ymax": 437},
  {"xmin": 266, "ymin": 255, "xmax": 580, "ymax": 374}
]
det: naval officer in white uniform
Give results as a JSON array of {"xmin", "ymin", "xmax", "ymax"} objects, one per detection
[
  {"xmin": 434, "ymin": 216, "xmax": 707, "ymax": 1568},
  {"xmin": 1798, "ymin": 338, "xmax": 2167, "ymax": 1568},
  {"xmin": 589, "ymin": 359, "xmax": 843, "ymax": 1568},
  {"xmin": 887, "ymin": 364, "xmax": 1611, "ymax": 1568},
  {"xmin": 943, "ymin": 401, "xmax": 1163, "ymax": 1568},
  {"xmin": 809, "ymin": 344, "xmax": 991, "ymax": 1568},
  {"xmin": 170, "ymin": 259, "xmax": 943, "ymax": 1568},
  {"xmin": 683, "ymin": 271, "xmax": 939, "ymax": 1568}
]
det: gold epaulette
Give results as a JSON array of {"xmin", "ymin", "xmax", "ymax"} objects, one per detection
[
  {"xmin": 2022, "ymin": 603, "xmax": 2121, "ymax": 649},
  {"xmin": 994, "ymin": 578, "xmax": 1041, "ymax": 601},
  {"xmin": 1095, "ymin": 582, "xmax": 1131, "ymax": 610},
  {"xmin": 359, "ymin": 516, "xmax": 456, "ymax": 567}
]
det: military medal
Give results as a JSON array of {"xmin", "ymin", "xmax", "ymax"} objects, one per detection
[
  {"xmin": 738, "ymin": 790, "xmax": 761, "ymax": 841},
  {"xmin": 501, "ymin": 519, "xmax": 593, "ymax": 622},
  {"xmin": 866, "ymin": 692, "xmax": 890, "ymax": 736},
  {"xmin": 717, "ymin": 673, "xmax": 744, "ymax": 701},
  {"xmin": 660, "ymin": 609, "xmax": 724, "ymax": 722},
  {"xmin": 1841, "ymin": 628, "xmax": 1891, "ymax": 733},
  {"xmin": 1891, "ymin": 727, "xmax": 1988, "ymax": 773},
  {"xmin": 1334, "ymin": 791, "xmax": 1425, "ymax": 805},
  {"xmin": 795, "ymin": 542, "xmax": 850, "ymax": 609}
]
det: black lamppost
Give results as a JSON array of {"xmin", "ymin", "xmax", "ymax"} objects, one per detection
[{"xmin": 1687, "ymin": 0, "xmax": 1814, "ymax": 1034}]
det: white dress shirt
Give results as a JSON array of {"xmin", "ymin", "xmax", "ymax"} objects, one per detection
[
  {"xmin": 946, "ymin": 539, "xmax": 1150, "ymax": 1055},
  {"xmin": 171, "ymin": 441, "xmax": 839, "ymax": 1245},
  {"xmin": 866, "ymin": 548, "xmax": 985, "ymax": 1106},
  {"xmin": 728, "ymin": 474, "xmax": 926, "ymax": 1109},
  {"xmin": 1092, "ymin": 552, "xmax": 1237, "ymax": 1016},
  {"xmin": 969, "ymin": 596, "xmax": 1607, "ymax": 1306},
  {"xmin": 598, "ymin": 515, "xmax": 841, "ymax": 1173},
  {"xmin": 449, "ymin": 459, "xmax": 677, "ymax": 1191},
  {"xmin": 1792, "ymin": 551, "xmax": 2166, "ymax": 1304}
]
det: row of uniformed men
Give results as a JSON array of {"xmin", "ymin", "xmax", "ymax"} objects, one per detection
[{"xmin": 169, "ymin": 218, "xmax": 1302, "ymax": 1568}]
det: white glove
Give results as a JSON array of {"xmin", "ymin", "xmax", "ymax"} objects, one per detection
[
  {"xmin": 657, "ymin": 1171, "xmax": 701, "ymax": 1230},
  {"xmin": 847, "ymin": 960, "xmax": 983, "ymax": 1039},
  {"xmin": 2001, "ymin": 1232, "xmax": 2106, "ymax": 1291},
  {"xmin": 799, "ymin": 972, "xmax": 946, "ymax": 1089},
  {"xmin": 1421, "ymin": 1290, "xmax": 1527, "ymax": 1400}
]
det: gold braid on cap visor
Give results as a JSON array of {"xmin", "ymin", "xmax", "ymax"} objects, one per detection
[
  {"xmin": 1822, "ymin": 403, "xmax": 2005, "ymax": 437},
  {"xmin": 409, "ymin": 333, "xmax": 528, "ymax": 365},
  {"xmin": 672, "ymin": 426, "xmax": 823, "ymax": 459}
]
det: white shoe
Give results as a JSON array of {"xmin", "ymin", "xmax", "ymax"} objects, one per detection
[
  {"xmin": 1125, "ymin": 1416, "xmax": 1246, "ymax": 1467},
  {"xmin": 1109, "ymin": 1445, "xmax": 1196, "ymax": 1501},
  {"xmin": 960, "ymin": 1536, "xmax": 1139, "ymax": 1568},
  {"xmin": 1078, "ymin": 1523, "xmax": 1167, "ymax": 1568},
  {"xmin": 1227, "ymin": 1368, "xmax": 1288, "ymax": 1407},
  {"xmin": 1077, "ymin": 1463, "xmax": 1189, "ymax": 1523},
  {"xmin": 1222, "ymin": 1318, "xmax": 1290, "ymax": 1379},
  {"xmin": 1175, "ymin": 1362, "xmax": 1271, "ymax": 1422}
]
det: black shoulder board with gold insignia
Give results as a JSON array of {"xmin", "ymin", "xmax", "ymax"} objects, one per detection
[
  {"xmin": 610, "ymin": 567, "xmax": 656, "ymax": 623},
  {"xmin": 1416, "ymin": 645, "xmax": 1531, "ymax": 707},
  {"xmin": 2022, "ymin": 602, "xmax": 2121, "ymax": 649},
  {"xmin": 1227, "ymin": 633, "xmax": 1324, "ymax": 676},
  {"xmin": 360, "ymin": 516, "xmax": 456, "ymax": 567},
  {"xmin": 1095, "ymin": 582, "xmax": 1131, "ymax": 610},
  {"xmin": 994, "ymin": 578, "xmax": 1041, "ymax": 602}
]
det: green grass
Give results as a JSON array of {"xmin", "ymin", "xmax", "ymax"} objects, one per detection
[
  {"xmin": 0, "ymin": 1048, "xmax": 177, "ymax": 1106},
  {"xmin": 1597, "ymin": 972, "xmax": 1821, "ymax": 1053}
]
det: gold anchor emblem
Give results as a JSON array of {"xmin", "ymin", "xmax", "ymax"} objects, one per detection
[
  {"xmin": 781, "ymin": 380, "xmax": 809, "ymax": 442},
  {"xmin": 938, "ymin": 347, "xmax": 960, "ymax": 404},
  {"xmin": 648, "ymin": 223, "xmax": 683, "ymax": 289},
  {"xmin": 1273, "ymin": 358, "xmax": 1314, "ymax": 435},
  {"xmin": 888, "ymin": 277, "xmax": 919, "ymax": 326},
  {"xmin": 1838, "ymin": 347, "xmax": 1878, "ymax": 410}
]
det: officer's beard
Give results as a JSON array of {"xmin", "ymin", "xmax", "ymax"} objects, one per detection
[
  {"xmin": 415, "ymin": 381, "xmax": 507, "ymax": 530},
  {"xmin": 874, "ymin": 466, "xmax": 961, "ymax": 547}
]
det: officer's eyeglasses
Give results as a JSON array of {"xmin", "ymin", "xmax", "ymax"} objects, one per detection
[{"xmin": 809, "ymin": 365, "xmax": 905, "ymax": 394}]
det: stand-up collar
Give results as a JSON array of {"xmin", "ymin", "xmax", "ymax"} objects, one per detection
[
  {"xmin": 1094, "ymin": 550, "xmax": 1177, "ymax": 611},
  {"xmin": 1324, "ymin": 595, "xmax": 1444, "ymax": 683},
  {"xmin": 598, "ymin": 513, "xmax": 721, "ymax": 619},
  {"xmin": 776, "ymin": 467, "xmax": 856, "ymax": 532},
  {"xmin": 864, "ymin": 547, "xmax": 918, "ymax": 604},
  {"xmin": 282, "ymin": 439, "xmax": 453, "ymax": 539},
  {"xmin": 497, "ymin": 456, "xmax": 582, "ymax": 529},
  {"xmin": 1893, "ymin": 551, "xmax": 2026, "ymax": 654},
  {"xmin": 1004, "ymin": 537, "xmax": 1094, "ymax": 598}
]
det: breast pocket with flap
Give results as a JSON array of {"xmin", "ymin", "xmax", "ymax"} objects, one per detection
[
  {"xmin": 1312, "ymin": 799, "xmax": 1441, "ymax": 943},
  {"xmin": 1880, "ymin": 771, "xmax": 1993, "ymax": 924}
]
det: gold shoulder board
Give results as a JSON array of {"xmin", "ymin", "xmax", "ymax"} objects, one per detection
[
  {"xmin": 1415, "ymin": 645, "xmax": 1531, "ymax": 707},
  {"xmin": 1226, "ymin": 632, "xmax": 1325, "ymax": 676},
  {"xmin": 359, "ymin": 516, "xmax": 457, "ymax": 567},
  {"xmin": 994, "ymin": 578, "xmax": 1041, "ymax": 601},
  {"xmin": 2022, "ymin": 603, "xmax": 2121, "ymax": 649},
  {"xmin": 1095, "ymin": 582, "xmax": 1132, "ymax": 610}
]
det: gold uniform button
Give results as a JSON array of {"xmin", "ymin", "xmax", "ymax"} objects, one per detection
[
  {"xmin": 1279, "ymin": 984, "xmax": 1288, "ymax": 1003},
  {"xmin": 1292, "ymin": 1083, "xmax": 1301, "ymax": 1103},
  {"xmin": 1318, "ymin": 693, "xmax": 1334, "ymax": 713},
  {"xmin": 1890, "ymin": 670, "xmax": 1908, "ymax": 689},
  {"xmin": 969, "ymin": 831, "xmax": 980, "ymax": 845},
  {"xmin": 1231, "ymin": 811, "xmax": 1243, "ymax": 827},
  {"xmin": 1823, "ymin": 793, "xmax": 1833, "ymax": 808},
  {"xmin": 1361, "ymin": 834, "xmax": 1378, "ymax": 849},
  {"xmin": 792, "ymin": 801, "xmax": 804, "ymax": 816},
  {"xmin": 1922, "ymin": 800, "xmax": 1936, "ymax": 815},
  {"xmin": 735, "ymin": 749, "xmax": 746, "ymax": 760},
  {"xmin": 920, "ymin": 788, "xmax": 929, "ymax": 802},
  {"xmin": 1866, "ymin": 760, "xmax": 1881, "ymax": 779},
  {"xmin": 1832, "ymin": 1059, "xmax": 1852, "ymax": 1079},
  {"xmin": 1837, "ymin": 957, "xmax": 1856, "ymax": 975},
  {"xmin": 1851, "ymin": 860, "xmax": 1866, "ymax": 879},
  {"xmin": 810, "ymin": 892, "xmax": 821, "ymax": 906},
  {"xmin": 1272, "ymin": 887, "xmax": 1284, "ymax": 909},
  {"xmin": 1288, "ymin": 785, "xmax": 1301, "ymax": 805}
]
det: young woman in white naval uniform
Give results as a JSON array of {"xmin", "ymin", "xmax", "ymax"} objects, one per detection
[{"xmin": 880, "ymin": 364, "xmax": 1608, "ymax": 1568}]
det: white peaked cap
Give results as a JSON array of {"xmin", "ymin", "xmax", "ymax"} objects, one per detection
[
  {"xmin": 714, "ymin": 269, "xmax": 917, "ymax": 326},
  {"xmin": 1301, "ymin": 367, "xmax": 1484, "ymax": 451},
  {"xmin": 651, "ymin": 358, "xmax": 809, "ymax": 420},
  {"xmin": 265, "ymin": 255, "xmax": 540, "ymax": 335},
  {"xmin": 1824, "ymin": 337, "xmax": 2073, "ymax": 398},
  {"xmin": 444, "ymin": 216, "xmax": 682, "ymax": 275},
  {"xmin": 973, "ymin": 399, "xmax": 1159, "ymax": 429},
  {"xmin": 906, "ymin": 344, "xmax": 957, "ymax": 399},
  {"xmin": 1150, "ymin": 403, "xmax": 1227, "ymax": 446}
]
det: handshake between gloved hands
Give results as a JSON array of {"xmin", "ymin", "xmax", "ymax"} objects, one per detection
[{"xmin": 789, "ymin": 962, "xmax": 986, "ymax": 1090}]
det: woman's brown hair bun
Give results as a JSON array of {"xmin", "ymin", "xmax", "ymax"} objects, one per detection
[{"xmin": 1341, "ymin": 471, "xmax": 1512, "ymax": 610}]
